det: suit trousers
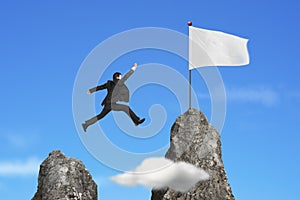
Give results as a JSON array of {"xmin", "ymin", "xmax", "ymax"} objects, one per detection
[{"xmin": 85, "ymin": 103, "xmax": 139, "ymax": 126}]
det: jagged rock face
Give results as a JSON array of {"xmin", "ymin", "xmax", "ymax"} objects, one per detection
[
  {"xmin": 151, "ymin": 108, "xmax": 235, "ymax": 200},
  {"xmin": 32, "ymin": 150, "xmax": 97, "ymax": 200}
]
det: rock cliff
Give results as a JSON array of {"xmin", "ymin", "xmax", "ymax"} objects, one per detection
[
  {"xmin": 151, "ymin": 108, "xmax": 234, "ymax": 200},
  {"xmin": 32, "ymin": 150, "xmax": 97, "ymax": 200}
]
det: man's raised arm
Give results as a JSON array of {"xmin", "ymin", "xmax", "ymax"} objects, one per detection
[{"xmin": 121, "ymin": 63, "xmax": 138, "ymax": 83}]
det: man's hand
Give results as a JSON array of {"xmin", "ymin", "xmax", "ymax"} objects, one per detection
[
  {"xmin": 131, "ymin": 63, "xmax": 138, "ymax": 71},
  {"xmin": 87, "ymin": 90, "xmax": 91, "ymax": 94}
]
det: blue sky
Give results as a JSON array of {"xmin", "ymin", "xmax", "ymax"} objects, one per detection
[{"xmin": 1, "ymin": 0, "xmax": 300, "ymax": 199}]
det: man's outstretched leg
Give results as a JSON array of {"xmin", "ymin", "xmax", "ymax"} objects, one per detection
[
  {"xmin": 111, "ymin": 103, "xmax": 145, "ymax": 126},
  {"xmin": 82, "ymin": 105, "xmax": 111, "ymax": 132}
]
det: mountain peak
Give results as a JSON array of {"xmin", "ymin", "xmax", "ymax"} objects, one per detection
[
  {"xmin": 32, "ymin": 150, "xmax": 97, "ymax": 200},
  {"xmin": 152, "ymin": 108, "xmax": 235, "ymax": 200}
]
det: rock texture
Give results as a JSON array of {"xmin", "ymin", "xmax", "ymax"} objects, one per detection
[
  {"xmin": 32, "ymin": 150, "xmax": 97, "ymax": 200},
  {"xmin": 151, "ymin": 108, "xmax": 234, "ymax": 200}
]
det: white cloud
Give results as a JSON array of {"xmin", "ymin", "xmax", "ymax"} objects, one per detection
[
  {"xmin": 0, "ymin": 157, "xmax": 41, "ymax": 177},
  {"xmin": 110, "ymin": 157, "xmax": 209, "ymax": 192}
]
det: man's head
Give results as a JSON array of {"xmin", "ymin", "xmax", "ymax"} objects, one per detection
[{"xmin": 113, "ymin": 72, "xmax": 122, "ymax": 80}]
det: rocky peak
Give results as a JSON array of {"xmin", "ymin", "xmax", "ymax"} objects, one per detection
[
  {"xmin": 151, "ymin": 108, "xmax": 235, "ymax": 200},
  {"xmin": 32, "ymin": 150, "xmax": 97, "ymax": 200}
]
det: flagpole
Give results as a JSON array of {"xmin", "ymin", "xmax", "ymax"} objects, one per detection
[
  {"xmin": 188, "ymin": 21, "xmax": 192, "ymax": 110},
  {"xmin": 188, "ymin": 68, "xmax": 191, "ymax": 109}
]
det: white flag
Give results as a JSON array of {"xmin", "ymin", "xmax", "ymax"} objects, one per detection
[{"xmin": 189, "ymin": 26, "xmax": 249, "ymax": 70}]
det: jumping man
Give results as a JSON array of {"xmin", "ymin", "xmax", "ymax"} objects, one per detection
[{"xmin": 82, "ymin": 63, "xmax": 145, "ymax": 132}]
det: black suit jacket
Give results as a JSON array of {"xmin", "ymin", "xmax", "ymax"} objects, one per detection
[{"xmin": 89, "ymin": 69, "xmax": 134, "ymax": 106}]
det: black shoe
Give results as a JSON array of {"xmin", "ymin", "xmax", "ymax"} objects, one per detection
[
  {"xmin": 82, "ymin": 123, "xmax": 88, "ymax": 132},
  {"xmin": 135, "ymin": 118, "xmax": 145, "ymax": 126}
]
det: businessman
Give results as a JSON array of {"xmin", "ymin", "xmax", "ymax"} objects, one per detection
[{"xmin": 82, "ymin": 63, "xmax": 145, "ymax": 132}]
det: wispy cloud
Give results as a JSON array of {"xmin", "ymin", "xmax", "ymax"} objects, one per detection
[
  {"xmin": 198, "ymin": 85, "xmax": 280, "ymax": 107},
  {"xmin": 94, "ymin": 175, "xmax": 115, "ymax": 188},
  {"xmin": 2, "ymin": 130, "xmax": 39, "ymax": 150},
  {"xmin": 110, "ymin": 157, "xmax": 209, "ymax": 192},
  {"xmin": 227, "ymin": 86, "xmax": 280, "ymax": 106},
  {"xmin": 0, "ymin": 157, "xmax": 41, "ymax": 177},
  {"xmin": 5, "ymin": 134, "xmax": 31, "ymax": 147}
]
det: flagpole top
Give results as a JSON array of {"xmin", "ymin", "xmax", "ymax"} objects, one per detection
[{"xmin": 187, "ymin": 21, "xmax": 192, "ymax": 26}]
